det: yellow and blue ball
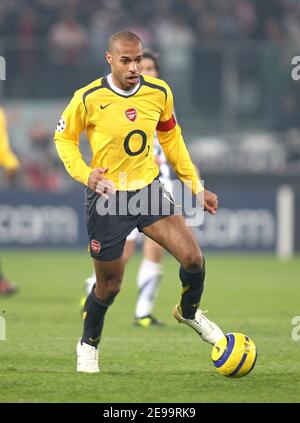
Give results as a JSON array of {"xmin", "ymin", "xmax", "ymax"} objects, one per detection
[{"xmin": 212, "ymin": 333, "xmax": 257, "ymax": 378}]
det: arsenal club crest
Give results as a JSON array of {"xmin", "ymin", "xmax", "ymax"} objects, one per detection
[
  {"xmin": 91, "ymin": 239, "xmax": 101, "ymax": 254},
  {"xmin": 125, "ymin": 108, "xmax": 137, "ymax": 122}
]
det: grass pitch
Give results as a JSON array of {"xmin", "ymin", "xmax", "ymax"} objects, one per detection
[{"xmin": 0, "ymin": 250, "xmax": 299, "ymax": 403}]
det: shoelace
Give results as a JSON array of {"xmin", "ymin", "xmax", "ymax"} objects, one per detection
[
  {"xmin": 90, "ymin": 349, "xmax": 98, "ymax": 361},
  {"xmin": 86, "ymin": 352, "xmax": 98, "ymax": 370},
  {"xmin": 194, "ymin": 309, "xmax": 215, "ymax": 330},
  {"xmin": 82, "ymin": 345, "xmax": 98, "ymax": 362}
]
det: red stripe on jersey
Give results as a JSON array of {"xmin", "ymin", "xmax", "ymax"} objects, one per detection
[{"xmin": 156, "ymin": 115, "xmax": 176, "ymax": 132}]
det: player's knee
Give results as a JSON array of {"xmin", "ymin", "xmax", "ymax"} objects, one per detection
[
  {"xmin": 181, "ymin": 250, "xmax": 203, "ymax": 270},
  {"xmin": 95, "ymin": 275, "xmax": 122, "ymax": 301},
  {"xmin": 105, "ymin": 276, "xmax": 122, "ymax": 298}
]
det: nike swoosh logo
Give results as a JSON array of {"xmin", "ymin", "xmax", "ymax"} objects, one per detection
[{"xmin": 100, "ymin": 103, "xmax": 112, "ymax": 109}]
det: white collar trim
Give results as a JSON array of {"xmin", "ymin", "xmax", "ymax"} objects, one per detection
[{"xmin": 107, "ymin": 73, "xmax": 140, "ymax": 96}]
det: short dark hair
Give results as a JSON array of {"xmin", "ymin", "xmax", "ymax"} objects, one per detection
[
  {"xmin": 108, "ymin": 31, "xmax": 143, "ymax": 52},
  {"xmin": 143, "ymin": 48, "xmax": 160, "ymax": 72}
]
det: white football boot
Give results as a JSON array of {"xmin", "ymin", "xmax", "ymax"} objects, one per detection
[
  {"xmin": 76, "ymin": 339, "xmax": 100, "ymax": 373},
  {"xmin": 173, "ymin": 304, "xmax": 224, "ymax": 345}
]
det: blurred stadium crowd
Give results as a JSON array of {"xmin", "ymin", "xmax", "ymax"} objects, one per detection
[
  {"xmin": 1, "ymin": 0, "xmax": 300, "ymax": 94},
  {"xmin": 1, "ymin": 0, "xmax": 300, "ymax": 43},
  {"xmin": 1, "ymin": 0, "xmax": 300, "ymax": 191}
]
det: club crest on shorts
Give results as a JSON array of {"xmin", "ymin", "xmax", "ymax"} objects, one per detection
[
  {"xmin": 125, "ymin": 108, "xmax": 137, "ymax": 122},
  {"xmin": 91, "ymin": 239, "xmax": 101, "ymax": 254}
]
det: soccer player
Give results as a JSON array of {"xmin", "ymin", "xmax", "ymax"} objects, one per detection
[
  {"xmin": 84, "ymin": 49, "xmax": 172, "ymax": 327},
  {"xmin": 0, "ymin": 107, "xmax": 19, "ymax": 295},
  {"xmin": 54, "ymin": 31, "xmax": 224, "ymax": 373}
]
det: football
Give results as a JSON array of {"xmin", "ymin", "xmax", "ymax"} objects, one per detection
[{"xmin": 212, "ymin": 333, "xmax": 257, "ymax": 378}]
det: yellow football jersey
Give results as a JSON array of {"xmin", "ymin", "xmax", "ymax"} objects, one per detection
[
  {"xmin": 54, "ymin": 74, "xmax": 203, "ymax": 194},
  {"xmin": 0, "ymin": 108, "xmax": 19, "ymax": 171}
]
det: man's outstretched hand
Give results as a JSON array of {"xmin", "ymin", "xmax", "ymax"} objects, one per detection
[
  {"xmin": 196, "ymin": 189, "xmax": 219, "ymax": 215},
  {"xmin": 87, "ymin": 168, "xmax": 116, "ymax": 199}
]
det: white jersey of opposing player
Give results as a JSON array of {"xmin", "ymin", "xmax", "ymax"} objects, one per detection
[{"xmin": 153, "ymin": 134, "xmax": 173, "ymax": 195}]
